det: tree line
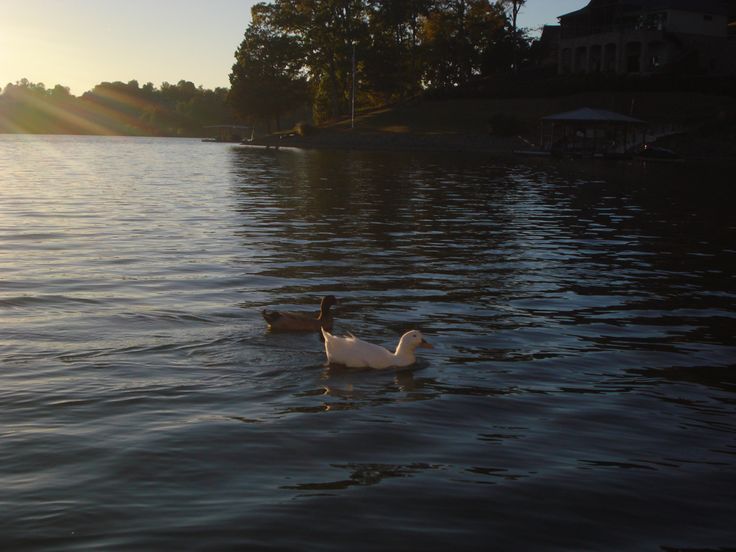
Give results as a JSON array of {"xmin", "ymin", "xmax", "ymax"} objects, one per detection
[
  {"xmin": 0, "ymin": 79, "xmax": 234, "ymax": 136},
  {"xmin": 1, "ymin": 1, "xmax": 533, "ymax": 136},
  {"xmin": 228, "ymin": 0, "xmax": 531, "ymax": 129}
]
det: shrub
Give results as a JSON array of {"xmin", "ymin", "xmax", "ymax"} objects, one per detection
[
  {"xmin": 487, "ymin": 113, "xmax": 523, "ymax": 136},
  {"xmin": 294, "ymin": 121, "xmax": 316, "ymax": 136}
]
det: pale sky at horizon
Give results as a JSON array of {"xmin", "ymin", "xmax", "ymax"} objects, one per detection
[{"xmin": 1, "ymin": 0, "xmax": 586, "ymax": 96}]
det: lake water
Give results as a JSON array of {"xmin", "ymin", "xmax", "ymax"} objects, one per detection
[{"xmin": 1, "ymin": 135, "xmax": 735, "ymax": 551}]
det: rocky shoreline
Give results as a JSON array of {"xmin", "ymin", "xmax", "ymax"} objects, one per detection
[
  {"xmin": 242, "ymin": 127, "xmax": 736, "ymax": 161},
  {"xmin": 246, "ymin": 128, "xmax": 527, "ymax": 155}
]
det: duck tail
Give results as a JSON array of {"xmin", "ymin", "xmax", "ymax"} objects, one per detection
[{"xmin": 262, "ymin": 309, "xmax": 280, "ymax": 325}]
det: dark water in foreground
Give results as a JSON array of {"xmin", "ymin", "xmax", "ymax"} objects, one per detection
[{"xmin": 1, "ymin": 135, "xmax": 735, "ymax": 551}]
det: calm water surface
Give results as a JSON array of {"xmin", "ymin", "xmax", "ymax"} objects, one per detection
[{"xmin": 1, "ymin": 135, "xmax": 735, "ymax": 551}]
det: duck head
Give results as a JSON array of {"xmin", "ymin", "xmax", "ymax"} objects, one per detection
[
  {"xmin": 396, "ymin": 330, "xmax": 433, "ymax": 353},
  {"xmin": 320, "ymin": 295, "xmax": 338, "ymax": 313}
]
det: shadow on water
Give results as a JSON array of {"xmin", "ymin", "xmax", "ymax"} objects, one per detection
[
  {"xmin": 225, "ymin": 148, "xmax": 736, "ymax": 417},
  {"xmin": 227, "ymin": 148, "xmax": 735, "ymax": 360},
  {"xmin": 282, "ymin": 462, "xmax": 443, "ymax": 492}
]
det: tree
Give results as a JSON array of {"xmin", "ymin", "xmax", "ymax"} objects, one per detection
[
  {"xmin": 228, "ymin": 2, "xmax": 308, "ymax": 130},
  {"xmin": 179, "ymin": 87, "xmax": 234, "ymax": 127},
  {"xmin": 263, "ymin": 0, "xmax": 368, "ymax": 122},
  {"xmin": 420, "ymin": 0, "xmax": 506, "ymax": 88},
  {"xmin": 363, "ymin": 0, "xmax": 431, "ymax": 101},
  {"xmin": 50, "ymin": 84, "xmax": 72, "ymax": 100},
  {"xmin": 497, "ymin": 0, "xmax": 527, "ymax": 70},
  {"xmin": 1, "ymin": 78, "xmax": 235, "ymax": 136},
  {"xmin": 499, "ymin": 0, "xmax": 524, "ymax": 34}
]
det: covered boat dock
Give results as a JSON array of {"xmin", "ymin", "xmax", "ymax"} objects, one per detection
[{"xmin": 540, "ymin": 107, "xmax": 646, "ymax": 157}]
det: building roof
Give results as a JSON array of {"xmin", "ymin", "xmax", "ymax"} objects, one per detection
[
  {"xmin": 542, "ymin": 107, "xmax": 645, "ymax": 123},
  {"xmin": 560, "ymin": 0, "xmax": 730, "ymax": 19},
  {"xmin": 647, "ymin": 0, "xmax": 729, "ymax": 13}
]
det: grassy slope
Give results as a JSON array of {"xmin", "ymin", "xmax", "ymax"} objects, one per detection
[
  {"xmin": 262, "ymin": 88, "xmax": 735, "ymax": 158},
  {"xmin": 325, "ymin": 90, "xmax": 736, "ymax": 140}
]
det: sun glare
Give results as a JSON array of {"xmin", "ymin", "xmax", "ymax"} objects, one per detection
[{"xmin": 1, "ymin": 24, "xmax": 84, "ymax": 92}]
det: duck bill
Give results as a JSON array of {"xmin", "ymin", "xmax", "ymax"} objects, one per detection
[{"xmin": 418, "ymin": 339, "xmax": 433, "ymax": 349}]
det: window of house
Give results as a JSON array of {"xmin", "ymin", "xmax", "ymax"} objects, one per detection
[{"xmin": 639, "ymin": 12, "xmax": 668, "ymax": 31}]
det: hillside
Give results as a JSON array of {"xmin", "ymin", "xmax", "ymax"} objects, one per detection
[{"xmin": 260, "ymin": 90, "xmax": 736, "ymax": 159}]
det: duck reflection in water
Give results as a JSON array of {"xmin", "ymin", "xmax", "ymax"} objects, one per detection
[{"xmin": 313, "ymin": 365, "xmax": 440, "ymax": 409}]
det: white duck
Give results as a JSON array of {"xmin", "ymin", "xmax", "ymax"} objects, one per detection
[{"xmin": 321, "ymin": 328, "xmax": 433, "ymax": 369}]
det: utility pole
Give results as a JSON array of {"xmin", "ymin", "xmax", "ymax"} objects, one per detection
[{"xmin": 351, "ymin": 42, "xmax": 356, "ymax": 129}]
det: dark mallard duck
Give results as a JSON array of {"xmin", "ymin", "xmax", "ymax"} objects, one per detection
[{"xmin": 262, "ymin": 295, "xmax": 338, "ymax": 332}]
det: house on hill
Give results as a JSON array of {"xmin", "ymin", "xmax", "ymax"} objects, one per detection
[{"xmin": 557, "ymin": 0, "xmax": 736, "ymax": 76}]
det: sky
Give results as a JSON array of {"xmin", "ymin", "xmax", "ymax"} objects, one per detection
[{"xmin": 0, "ymin": 0, "xmax": 587, "ymax": 96}]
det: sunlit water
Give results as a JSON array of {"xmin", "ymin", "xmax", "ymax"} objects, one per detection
[{"xmin": 1, "ymin": 135, "xmax": 735, "ymax": 551}]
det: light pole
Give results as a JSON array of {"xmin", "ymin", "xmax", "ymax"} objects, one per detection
[{"xmin": 351, "ymin": 42, "xmax": 356, "ymax": 129}]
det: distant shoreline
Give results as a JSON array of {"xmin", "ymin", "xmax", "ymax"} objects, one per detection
[{"xmin": 3, "ymin": 127, "xmax": 733, "ymax": 162}]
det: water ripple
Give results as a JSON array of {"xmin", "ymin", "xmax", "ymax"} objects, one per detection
[{"xmin": 1, "ymin": 137, "xmax": 735, "ymax": 551}]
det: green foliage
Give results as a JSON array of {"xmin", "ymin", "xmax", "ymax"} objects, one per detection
[
  {"xmin": 420, "ymin": 1, "xmax": 508, "ymax": 88},
  {"xmin": 294, "ymin": 121, "xmax": 316, "ymax": 136},
  {"xmin": 227, "ymin": 0, "xmax": 533, "ymax": 127},
  {"xmin": 362, "ymin": 0, "xmax": 428, "ymax": 101},
  {"xmin": 228, "ymin": 2, "xmax": 309, "ymax": 130},
  {"xmin": 0, "ymin": 79, "xmax": 235, "ymax": 136}
]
